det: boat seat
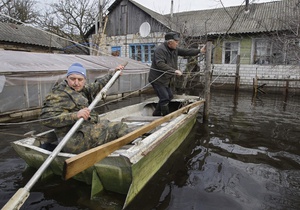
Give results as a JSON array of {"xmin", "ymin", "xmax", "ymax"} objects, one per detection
[{"xmin": 121, "ymin": 116, "xmax": 161, "ymax": 122}]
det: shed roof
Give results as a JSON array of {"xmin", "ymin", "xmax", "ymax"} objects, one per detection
[
  {"xmin": 0, "ymin": 50, "xmax": 149, "ymax": 74},
  {"xmin": 0, "ymin": 22, "xmax": 63, "ymax": 49}
]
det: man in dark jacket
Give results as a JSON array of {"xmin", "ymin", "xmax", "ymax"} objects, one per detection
[
  {"xmin": 40, "ymin": 63, "xmax": 129, "ymax": 154},
  {"xmin": 148, "ymin": 32, "xmax": 205, "ymax": 116}
]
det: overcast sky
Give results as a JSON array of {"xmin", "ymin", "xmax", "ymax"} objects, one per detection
[
  {"xmin": 39, "ymin": 0, "xmax": 278, "ymax": 13},
  {"xmin": 133, "ymin": 0, "xmax": 277, "ymax": 14}
]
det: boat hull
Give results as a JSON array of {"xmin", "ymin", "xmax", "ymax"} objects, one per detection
[
  {"xmin": 11, "ymin": 95, "xmax": 204, "ymax": 208},
  {"xmin": 124, "ymin": 105, "xmax": 198, "ymax": 207}
]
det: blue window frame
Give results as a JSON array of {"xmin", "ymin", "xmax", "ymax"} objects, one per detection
[{"xmin": 129, "ymin": 44, "xmax": 155, "ymax": 63}]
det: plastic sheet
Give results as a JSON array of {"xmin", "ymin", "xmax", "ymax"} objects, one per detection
[{"xmin": 0, "ymin": 51, "xmax": 150, "ymax": 115}]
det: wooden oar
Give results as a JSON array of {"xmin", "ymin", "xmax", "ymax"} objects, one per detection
[
  {"xmin": 2, "ymin": 63, "xmax": 127, "ymax": 210},
  {"xmin": 63, "ymin": 99, "xmax": 204, "ymax": 180}
]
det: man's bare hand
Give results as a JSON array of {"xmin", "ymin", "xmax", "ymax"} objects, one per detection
[
  {"xmin": 175, "ymin": 70, "xmax": 182, "ymax": 76},
  {"xmin": 200, "ymin": 45, "xmax": 206, "ymax": 54},
  {"xmin": 115, "ymin": 65, "xmax": 125, "ymax": 71},
  {"xmin": 77, "ymin": 108, "xmax": 90, "ymax": 120}
]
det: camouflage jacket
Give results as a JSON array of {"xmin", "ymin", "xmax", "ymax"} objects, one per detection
[{"xmin": 40, "ymin": 73, "xmax": 113, "ymax": 140}]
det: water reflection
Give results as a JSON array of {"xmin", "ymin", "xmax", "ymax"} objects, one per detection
[
  {"xmin": 1, "ymin": 91, "xmax": 300, "ymax": 210},
  {"xmin": 128, "ymin": 91, "xmax": 300, "ymax": 210}
]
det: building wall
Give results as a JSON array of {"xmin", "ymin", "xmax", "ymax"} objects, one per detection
[
  {"xmin": 0, "ymin": 43, "xmax": 61, "ymax": 53},
  {"xmin": 90, "ymin": 31, "xmax": 165, "ymax": 58},
  {"xmin": 240, "ymin": 38, "xmax": 252, "ymax": 65},
  {"xmin": 211, "ymin": 64, "xmax": 300, "ymax": 87},
  {"xmin": 106, "ymin": 0, "xmax": 168, "ymax": 37},
  {"xmin": 213, "ymin": 36, "xmax": 253, "ymax": 65}
]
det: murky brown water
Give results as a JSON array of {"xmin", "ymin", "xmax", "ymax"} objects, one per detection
[{"xmin": 1, "ymin": 90, "xmax": 299, "ymax": 210}]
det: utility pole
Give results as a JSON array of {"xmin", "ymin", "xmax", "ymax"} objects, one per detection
[
  {"xmin": 245, "ymin": 0, "xmax": 250, "ymax": 13},
  {"xmin": 203, "ymin": 42, "xmax": 212, "ymax": 122},
  {"xmin": 170, "ymin": 0, "xmax": 174, "ymax": 20},
  {"xmin": 96, "ymin": 0, "xmax": 104, "ymax": 34}
]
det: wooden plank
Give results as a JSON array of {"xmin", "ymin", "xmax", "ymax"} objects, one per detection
[
  {"xmin": 122, "ymin": 116, "xmax": 161, "ymax": 122},
  {"xmin": 63, "ymin": 100, "xmax": 204, "ymax": 180},
  {"xmin": 257, "ymin": 78, "xmax": 300, "ymax": 82}
]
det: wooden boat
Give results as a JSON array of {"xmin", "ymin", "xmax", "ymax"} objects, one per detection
[{"xmin": 11, "ymin": 95, "xmax": 205, "ymax": 208}]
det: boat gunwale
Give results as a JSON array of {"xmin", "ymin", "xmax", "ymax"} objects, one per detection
[
  {"xmin": 121, "ymin": 105, "xmax": 200, "ymax": 164},
  {"xmin": 11, "ymin": 97, "xmax": 202, "ymax": 161}
]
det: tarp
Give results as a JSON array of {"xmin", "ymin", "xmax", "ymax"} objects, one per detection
[
  {"xmin": 0, "ymin": 51, "xmax": 150, "ymax": 114},
  {"xmin": 0, "ymin": 50, "xmax": 148, "ymax": 73}
]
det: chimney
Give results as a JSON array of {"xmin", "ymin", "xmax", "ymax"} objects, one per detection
[
  {"xmin": 245, "ymin": 0, "xmax": 250, "ymax": 13},
  {"xmin": 170, "ymin": 0, "xmax": 174, "ymax": 19}
]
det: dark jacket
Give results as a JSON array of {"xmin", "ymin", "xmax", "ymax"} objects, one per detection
[{"xmin": 148, "ymin": 41, "xmax": 200, "ymax": 87}]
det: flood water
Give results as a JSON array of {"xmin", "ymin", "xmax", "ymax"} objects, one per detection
[{"xmin": 0, "ymin": 90, "xmax": 299, "ymax": 210}]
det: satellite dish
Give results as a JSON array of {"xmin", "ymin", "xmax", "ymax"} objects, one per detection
[{"xmin": 139, "ymin": 22, "xmax": 151, "ymax": 37}]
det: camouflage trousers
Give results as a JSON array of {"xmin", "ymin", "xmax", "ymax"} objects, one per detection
[{"xmin": 62, "ymin": 119, "xmax": 129, "ymax": 154}]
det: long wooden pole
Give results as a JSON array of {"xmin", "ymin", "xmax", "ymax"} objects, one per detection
[
  {"xmin": 63, "ymin": 99, "xmax": 205, "ymax": 180},
  {"xmin": 235, "ymin": 55, "xmax": 240, "ymax": 92},
  {"xmin": 2, "ymin": 64, "xmax": 126, "ymax": 210},
  {"xmin": 203, "ymin": 41, "xmax": 212, "ymax": 122}
]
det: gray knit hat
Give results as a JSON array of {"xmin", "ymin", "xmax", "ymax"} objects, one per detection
[{"xmin": 67, "ymin": 63, "xmax": 86, "ymax": 78}]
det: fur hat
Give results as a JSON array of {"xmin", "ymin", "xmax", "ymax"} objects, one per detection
[{"xmin": 67, "ymin": 63, "xmax": 86, "ymax": 78}]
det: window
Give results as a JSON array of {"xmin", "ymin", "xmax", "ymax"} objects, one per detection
[
  {"xmin": 253, "ymin": 39, "xmax": 272, "ymax": 64},
  {"xmin": 223, "ymin": 42, "xmax": 239, "ymax": 64},
  {"xmin": 111, "ymin": 46, "xmax": 121, "ymax": 57},
  {"xmin": 129, "ymin": 44, "xmax": 155, "ymax": 63}
]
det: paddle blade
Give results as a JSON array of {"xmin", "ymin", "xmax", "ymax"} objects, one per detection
[{"xmin": 2, "ymin": 188, "xmax": 29, "ymax": 210}]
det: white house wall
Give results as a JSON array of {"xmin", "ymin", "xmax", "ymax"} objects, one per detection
[
  {"xmin": 211, "ymin": 64, "xmax": 300, "ymax": 88},
  {"xmin": 106, "ymin": 32, "xmax": 165, "ymax": 57}
]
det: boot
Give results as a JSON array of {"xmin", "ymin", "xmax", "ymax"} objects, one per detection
[
  {"xmin": 152, "ymin": 104, "xmax": 161, "ymax": 116},
  {"xmin": 161, "ymin": 104, "xmax": 169, "ymax": 116}
]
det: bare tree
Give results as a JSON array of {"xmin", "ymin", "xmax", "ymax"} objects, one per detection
[
  {"xmin": 38, "ymin": 0, "xmax": 98, "ymax": 54},
  {"xmin": 0, "ymin": 0, "xmax": 40, "ymax": 24},
  {"xmin": 38, "ymin": 0, "xmax": 113, "ymax": 54}
]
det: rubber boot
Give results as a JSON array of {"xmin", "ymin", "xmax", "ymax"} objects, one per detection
[
  {"xmin": 161, "ymin": 104, "xmax": 169, "ymax": 116},
  {"xmin": 152, "ymin": 104, "xmax": 161, "ymax": 116}
]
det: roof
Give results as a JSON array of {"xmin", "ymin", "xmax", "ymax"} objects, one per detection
[
  {"xmin": 169, "ymin": 0, "xmax": 300, "ymax": 36},
  {"xmin": 106, "ymin": 0, "xmax": 299, "ymax": 37},
  {"xmin": 0, "ymin": 50, "xmax": 149, "ymax": 74},
  {"xmin": 0, "ymin": 22, "xmax": 63, "ymax": 49}
]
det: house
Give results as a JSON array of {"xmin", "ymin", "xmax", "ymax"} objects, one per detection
[
  {"xmin": 0, "ymin": 22, "xmax": 87, "ymax": 54},
  {"xmin": 88, "ymin": 0, "xmax": 300, "ymax": 89},
  {"xmin": 0, "ymin": 22, "xmax": 63, "ymax": 53},
  {"xmin": 170, "ymin": 0, "xmax": 300, "ymax": 66},
  {"xmin": 87, "ymin": 0, "xmax": 171, "ymax": 62}
]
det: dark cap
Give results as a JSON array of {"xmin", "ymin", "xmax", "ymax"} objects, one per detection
[{"xmin": 165, "ymin": 32, "xmax": 180, "ymax": 41}]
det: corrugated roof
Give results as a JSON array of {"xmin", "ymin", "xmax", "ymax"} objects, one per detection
[
  {"xmin": 95, "ymin": 0, "xmax": 300, "ymax": 38},
  {"xmin": 0, "ymin": 50, "xmax": 149, "ymax": 74},
  {"xmin": 170, "ymin": 0, "xmax": 300, "ymax": 36},
  {"xmin": 0, "ymin": 22, "xmax": 63, "ymax": 49}
]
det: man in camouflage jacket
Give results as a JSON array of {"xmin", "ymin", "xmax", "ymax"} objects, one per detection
[{"xmin": 40, "ymin": 63, "xmax": 129, "ymax": 154}]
